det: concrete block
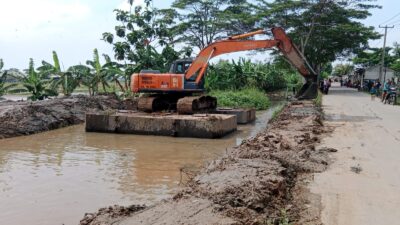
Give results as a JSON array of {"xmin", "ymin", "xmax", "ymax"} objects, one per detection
[
  {"xmin": 85, "ymin": 111, "xmax": 237, "ymax": 139},
  {"xmin": 215, "ymin": 108, "xmax": 256, "ymax": 124}
]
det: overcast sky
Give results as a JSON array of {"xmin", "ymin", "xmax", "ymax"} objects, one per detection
[{"xmin": 0, "ymin": 0, "xmax": 399, "ymax": 70}]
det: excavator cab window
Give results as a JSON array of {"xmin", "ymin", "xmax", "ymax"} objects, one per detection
[{"xmin": 170, "ymin": 60, "xmax": 192, "ymax": 74}]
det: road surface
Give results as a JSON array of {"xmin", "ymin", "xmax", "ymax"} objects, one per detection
[{"xmin": 310, "ymin": 84, "xmax": 400, "ymax": 224}]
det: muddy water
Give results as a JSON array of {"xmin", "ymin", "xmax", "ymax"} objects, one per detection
[{"xmin": 0, "ymin": 104, "xmax": 282, "ymax": 225}]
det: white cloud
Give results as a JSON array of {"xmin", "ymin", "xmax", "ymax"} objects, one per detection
[
  {"xmin": 117, "ymin": 0, "xmax": 145, "ymax": 11},
  {"xmin": 0, "ymin": 0, "xmax": 91, "ymax": 40}
]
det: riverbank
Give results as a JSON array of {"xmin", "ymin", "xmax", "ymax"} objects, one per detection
[
  {"xmin": 0, "ymin": 95, "xmax": 136, "ymax": 139},
  {"xmin": 80, "ymin": 100, "xmax": 334, "ymax": 225}
]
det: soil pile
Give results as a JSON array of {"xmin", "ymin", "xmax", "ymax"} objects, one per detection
[
  {"xmin": 0, "ymin": 95, "xmax": 137, "ymax": 139},
  {"xmin": 80, "ymin": 100, "xmax": 333, "ymax": 225}
]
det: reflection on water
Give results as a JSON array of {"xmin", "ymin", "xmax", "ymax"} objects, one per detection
[{"xmin": 0, "ymin": 104, "xmax": 282, "ymax": 225}]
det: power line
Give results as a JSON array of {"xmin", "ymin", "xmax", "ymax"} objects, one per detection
[
  {"xmin": 371, "ymin": 28, "xmax": 395, "ymax": 48},
  {"xmin": 388, "ymin": 18, "xmax": 400, "ymax": 26},
  {"xmin": 379, "ymin": 11, "xmax": 400, "ymax": 26}
]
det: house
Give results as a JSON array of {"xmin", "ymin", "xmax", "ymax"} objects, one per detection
[{"xmin": 363, "ymin": 65, "xmax": 395, "ymax": 83}]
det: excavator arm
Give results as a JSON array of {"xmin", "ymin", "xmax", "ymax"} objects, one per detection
[
  {"xmin": 185, "ymin": 39, "xmax": 279, "ymax": 84},
  {"xmin": 185, "ymin": 27, "xmax": 318, "ymax": 99}
]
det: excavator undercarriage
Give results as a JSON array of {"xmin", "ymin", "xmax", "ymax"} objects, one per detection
[{"xmin": 138, "ymin": 94, "xmax": 217, "ymax": 114}]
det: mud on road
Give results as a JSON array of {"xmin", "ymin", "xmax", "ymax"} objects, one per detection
[
  {"xmin": 80, "ymin": 100, "xmax": 334, "ymax": 225},
  {"xmin": 0, "ymin": 95, "xmax": 137, "ymax": 139}
]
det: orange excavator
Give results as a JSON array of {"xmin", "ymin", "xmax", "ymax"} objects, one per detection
[{"xmin": 131, "ymin": 27, "xmax": 317, "ymax": 114}]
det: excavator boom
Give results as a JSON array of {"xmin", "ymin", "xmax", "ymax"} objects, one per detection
[{"xmin": 185, "ymin": 27, "xmax": 316, "ymax": 87}]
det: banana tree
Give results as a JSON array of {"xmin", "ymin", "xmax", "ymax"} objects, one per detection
[
  {"xmin": 0, "ymin": 59, "xmax": 17, "ymax": 97},
  {"xmin": 86, "ymin": 49, "xmax": 111, "ymax": 93},
  {"xmin": 66, "ymin": 65, "xmax": 94, "ymax": 95},
  {"xmin": 13, "ymin": 59, "xmax": 58, "ymax": 101},
  {"xmin": 38, "ymin": 51, "xmax": 78, "ymax": 96},
  {"xmin": 102, "ymin": 54, "xmax": 129, "ymax": 93}
]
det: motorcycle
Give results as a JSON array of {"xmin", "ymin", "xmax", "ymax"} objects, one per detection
[{"xmin": 384, "ymin": 87, "xmax": 397, "ymax": 105}]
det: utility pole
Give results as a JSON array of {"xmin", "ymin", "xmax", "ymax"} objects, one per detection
[{"xmin": 379, "ymin": 25, "xmax": 394, "ymax": 83}]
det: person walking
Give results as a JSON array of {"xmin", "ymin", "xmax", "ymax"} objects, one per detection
[
  {"xmin": 327, "ymin": 79, "xmax": 332, "ymax": 94},
  {"xmin": 370, "ymin": 82, "xmax": 377, "ymax": 101}
]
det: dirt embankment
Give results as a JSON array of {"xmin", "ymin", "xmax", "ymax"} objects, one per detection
[
  {"xmin": 0, "ymin": 95, "xmax": 137, "ymax": 139},
  {"xmin": 80, "ymin": 100, "xmax": 335, "ymax": 225}
]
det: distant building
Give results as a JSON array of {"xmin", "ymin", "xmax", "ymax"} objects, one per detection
[{"xmin": 363, "ymin": 65, "xmax": 395, "ymax": 83}]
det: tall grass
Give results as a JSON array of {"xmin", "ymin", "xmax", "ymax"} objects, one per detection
[
  {"xmin": 206, "ymin": 58, "xmax": 302, "ymax": 92},
  {"xmin": 209, "ymin": 88, "xmax": 270, "ymax": 110}
]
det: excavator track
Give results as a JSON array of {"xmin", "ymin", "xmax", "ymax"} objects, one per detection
[
  {"xmin": 177, "ymin": 96, "xmax": 217, "ymax": 114},
  {"xmin": 138, "ymin": 96, "xmax": 179, "ymax": 112},
  {"xmin": 138, "ymin": 97, "xmax": 157, "ymax": 112}
]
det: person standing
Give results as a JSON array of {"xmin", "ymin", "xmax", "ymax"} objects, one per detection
[{"xmin": 382, "ymin": 79, "xmax": 390, "ymax": 102}]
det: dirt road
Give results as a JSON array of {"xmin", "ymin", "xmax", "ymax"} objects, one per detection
[{"xmin": 311, "ymin": 84, "xmax": 400, "ymax": 224}]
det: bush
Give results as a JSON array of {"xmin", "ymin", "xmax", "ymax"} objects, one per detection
[
  {"xmin": 209, "ymin": 88, "xmax": 270, "ymax": 110},
  {"xmin": 206, "ymin": 58, "xmax": 301, "ymax": 92}
]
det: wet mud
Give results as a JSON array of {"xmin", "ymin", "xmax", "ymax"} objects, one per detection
[
  {"xmin": 0, "ymin": 95, "xmax": 136, "ymax": 139},
  {"xmin": 80, "ymin": 100, "xmax": 334, "ymax": 225}
]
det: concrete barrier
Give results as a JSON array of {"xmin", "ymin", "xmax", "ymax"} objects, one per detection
[
  {"xmin": 86, "ymin": 111, "xmax": 237, "ymax": 139},
  {"xmin": 214, "ymin": 108, "xmax": 256, "ymax": 124}
]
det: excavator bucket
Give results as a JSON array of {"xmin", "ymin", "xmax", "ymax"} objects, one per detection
[
  {"xmin": 271, "ymin": 27, "xmax": 318, "ymax": 100},
  {"xmin": 296, "ymin": 76, "xmax": 319, "ymax": 100}
]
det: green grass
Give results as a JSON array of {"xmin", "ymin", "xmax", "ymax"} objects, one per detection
[
  {"xmin": 314, "ymin": 90, "xmax": 323, "ymax": 107},
  {"xmin": 271, "ymin": 103, "xmax": 286, "ymax": 121},
  {"xmin": 264, "ymin": 210, "xmax": 293, "ymax": 225},
  {"xmin": 209, "ymin": 88, "xmax": 270, "ymax": 110}
]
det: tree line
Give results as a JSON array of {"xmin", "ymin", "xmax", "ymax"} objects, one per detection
[{"xmin": 0, "ymin": 0, "xmax": 382, "ymax": 100}]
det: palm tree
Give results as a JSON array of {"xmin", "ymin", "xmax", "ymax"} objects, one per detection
[
  {"xmin": 38, "ymin": 51, "xmax": 79, "ymax": 96},
  {"xmin": 0, "ymin": 59, "xmax": 17, "ymax": 97},
  {"xmin": 15, "ymin": 59, "xmax": 58, "ymax": 101}
]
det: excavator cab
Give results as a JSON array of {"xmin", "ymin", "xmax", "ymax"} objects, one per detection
[
  {"xmin": 169, "ymin": 58, "xmax": 193, "ymax": 74},
  {"xmin": 169, "ymin": 58, "xmax": 205, "ymax": 90}
]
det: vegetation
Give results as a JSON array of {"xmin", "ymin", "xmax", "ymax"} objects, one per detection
[
  {"xmin": 209, "ymin": 88, "xmax": 270, "ymax": 110},
  {"xmin": 102, "ymin": 0, "xmax": 185, "ymax": 74},
  {"xmin": 265, "ymin": 209, "xmax": 293, "ymax": 225},
  {"xmin": 37, "ymin": 51, "xmax": 80, "ymax": 96},
  {"xmin": 271, "ymin": 104, "xmax": 286, "ymax": 122},
  {"xmin": 172, "ymin": 0, "xmax": 254, "ymax": 50},
  {"xmin": 0, "ymin": 59, "xmax": 18, "ymax": 97},
  {"xmin": 255, "ymin": 0, "xmax": 380, "ymax": 74},
  {"xmin": 13, "ymin": 59, "xmax": 58, "ymax": 101},
  {"xmin": 314, "ymin": 90, "xmax": 323, "ymax": 108},
  {"xmin": 353, "ymin": 43, "xmax": 400, "ymax": 75},
  {"xmin": 1, "ymin": 0, "xmax": 383, "ymax": 105},
  {"xmin": 206, "ymin": 58, "xmax": 302, "ymax": 92},
  {"xmin": 332, "ymin": 63, "xmax": 354, "ymax": 77}
]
